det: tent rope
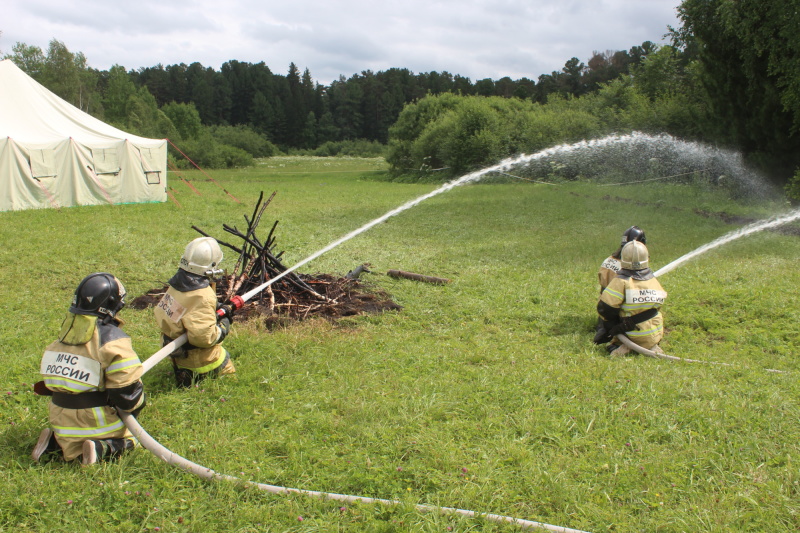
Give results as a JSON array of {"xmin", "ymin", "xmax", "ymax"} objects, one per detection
[
  {"xmin": 32, "ymin": 178, "xmax": 61, "ymax": 210},
  {"xmin": 167, "ymin": 139, "xmax": 241, "ymax": 203},
  {"xmin": 167, "ymin": 161, "xmax": 203, "ymax": 196}
]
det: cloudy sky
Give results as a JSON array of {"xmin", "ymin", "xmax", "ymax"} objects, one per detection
[{"xmin": 3, "ymin": 0, "xmax": 681, "ymax": 85}]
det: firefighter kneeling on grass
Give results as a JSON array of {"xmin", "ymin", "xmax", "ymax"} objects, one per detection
[
  {"xmin": 594, "ymin": 225, "xmax": 647, "ymax": 343},
  {"xmin": 32, "ymin": 273, "xmax": 145, "ymax": 465},
  {"xmin": 154, "ymin": 237, "xmax": 235, "ymax": 388},
  {"xmin": 595, "ymin": 240, "xmax": 668, "ymax": 356}
]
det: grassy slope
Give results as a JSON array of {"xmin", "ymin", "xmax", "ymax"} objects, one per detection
[{"xmin": 1, "ymin": 156, "xmax": 799, "ymax": 532}]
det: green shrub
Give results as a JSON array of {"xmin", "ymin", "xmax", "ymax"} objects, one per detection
[
  {"xmin": 784, "ymin": 167, "xmax": 800, "ymax": 203},
  {"xmin": 171, "ymin": 134, "xmax": 254, "ymax": 169},
  {"xmin": 305, "ymin": 139, "xmax": 387, "ymax": 157},
  {"xmin": 387, "ymin": 81, "xmax": 713, "ymax": 181},
  {"xmin": 388, "ymin": 93, "xmax": 607, "ymax": 178},
  {"xmin": 161, "ymin": 101, "xmax": 203, "ymax": 141},
  {"xmin": 210, "ymin": 124, "xmax": 278, "ymax": 158}
]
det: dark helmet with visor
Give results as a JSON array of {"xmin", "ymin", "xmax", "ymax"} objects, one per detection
[
  {"xmin": 620, "ymin": 226, "xmax": 646, "ymax": 247},
  {"xmin": 69, "ymin": 272, "xmax": 127, "ymax": 320}
]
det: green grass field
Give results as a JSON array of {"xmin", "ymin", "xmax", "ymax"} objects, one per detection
[{"xmin": 2, "ymin": 155, "xmax": 799, "ymax": 532}]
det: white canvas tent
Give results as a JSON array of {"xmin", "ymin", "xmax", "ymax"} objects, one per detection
[{"xmin": 0, "ymin": 59, "xmax": 167, "ymax": 211}]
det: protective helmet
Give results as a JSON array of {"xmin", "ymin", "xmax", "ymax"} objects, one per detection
[
  {"xmin": 70, "ymin": 272, "xmax": 127, "ymax": 319},
  {"xmin": 620, "ymin": 225, "xmax": 646, "ymax": 247},
  {"xmin": 620, "ymin": 240, "xmax": 649, "ymax": 270},
  {"xmin": 179, "ymin": 237, "xmax": 223, "ymax": 277}
]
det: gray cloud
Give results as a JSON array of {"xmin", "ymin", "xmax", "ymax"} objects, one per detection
[{"xmin": 2, "ymin": 0, "xmax": 680, "ymax": 84}]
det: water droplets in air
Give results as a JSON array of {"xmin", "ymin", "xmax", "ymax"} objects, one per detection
[{"xmin": 244, "ymin": 132, "xmax": 789, "ymax": 296}]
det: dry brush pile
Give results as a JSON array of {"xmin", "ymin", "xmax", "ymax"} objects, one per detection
[{"xmin": 130, "ymin": 192, "xmax": 402, "ymax": 327}]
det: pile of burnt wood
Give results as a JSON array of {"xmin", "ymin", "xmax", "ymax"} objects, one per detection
[{"xmin": 188, "ymin": 191, "xmax": 401, "ymax": 325}]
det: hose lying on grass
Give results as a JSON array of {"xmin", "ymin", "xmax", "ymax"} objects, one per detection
[
  {"xmin": 119, "ymin": 411, "xmax": 590, "ymax": 533},
  {"xmin": 614, "ymin": 334, "xmax": 787, "ymax": 373}
]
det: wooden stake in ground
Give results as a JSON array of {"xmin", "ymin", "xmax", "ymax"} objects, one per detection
[{"xmin": 387, "ymin": 269, "xmax": 451, "ymax": 285}]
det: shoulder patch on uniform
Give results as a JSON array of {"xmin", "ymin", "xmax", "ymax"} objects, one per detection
[
  {"xmin": 41, "ymin": 350, "xmax": 102, "ymax": 388},
  {"xmin": 600, "ymin": 257, "xmax": 621, "ymax": 272},
  {"xmin": 156, "ymin": 293, "xmax": 188, "ymax": 322},
  {"xmin": 625, "ymin": 288, "xmax": 667, "ymax": 305},
  {"xmin": 98, "ymin": 323, "xmax": 130, "ymax": 346}
]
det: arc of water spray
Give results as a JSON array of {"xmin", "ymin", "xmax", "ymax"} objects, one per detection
[
  {"xmin": 655, "ymin": 208, "xmax": 800, "ymax": 277},
  {"xmin": 142, "ymin": 150, "xmax": 547, "ymax": 374},
  {"xmin": 599, "ymin": 168, "xmax": 710, "ymax": 187},
  {"xmin": 494, "ymin": 171, "xmax": 559, "ymax": 185}
]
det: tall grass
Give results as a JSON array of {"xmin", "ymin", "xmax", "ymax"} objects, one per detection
[{"xmin": 2, "ymin": 157, "xmax": 799, "ymax": 532}]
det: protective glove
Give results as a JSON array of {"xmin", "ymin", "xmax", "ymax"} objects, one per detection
[
  {"xmin": 593, "ymin": 319, "xmax": 617, "ymax": 344},
  {"xmin": 33, "ymin": 381, "xmax": 53, "ymax": 396},
  {"xmin": 608, "ymin": 316, "xmax": 637, "ymax": 337},
  {"xmin": 217, "ymin": 316, "xmax": 231, "ymax": 343},
  {"xmin": 593, "ymin": 327, "xmax": 613, "ymax": 345},
  {"xmin": 217, "ymin": 303, "xmax": 236, "ymax": 321}
]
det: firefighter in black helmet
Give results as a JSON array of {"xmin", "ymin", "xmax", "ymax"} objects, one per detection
[
  {"xmin": 598, "ymin": 226, "xmax": 647, "ymax": 291},
  {"xmin": 32, "ymin": 273, "xmax": 146, "ymax": 465}
]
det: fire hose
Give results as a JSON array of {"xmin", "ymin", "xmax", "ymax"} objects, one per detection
[
  {"xmin": 614, "ymin": 333, "xmax": 721, "ymax": 364},
  {"xmin": 119, "ymin": 411, "xmax": 587, "ymax": 533},
  {"xmin": 613, "ymin": 334, "xmax": 786, "ymax": 373}
]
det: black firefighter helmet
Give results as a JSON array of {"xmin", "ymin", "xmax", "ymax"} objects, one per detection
[
  {"xmin": 620, "ymin": 225, "xmax": 646, "ymax": 247},
  {"xmin": 69, "ymin": 272, "xmax": 127, "ymax": 320}
]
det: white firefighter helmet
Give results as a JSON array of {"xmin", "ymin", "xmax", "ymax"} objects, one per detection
[
  {"xmin": 179, "ymin": 237, "xmax": 223, "ymax": 276},
  {"xmin": 620, "ymin": 240, "xmax": 649, "ymax": 270}
]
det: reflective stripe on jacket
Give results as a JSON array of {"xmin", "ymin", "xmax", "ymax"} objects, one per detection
[
  {"xmin": 40, "ymin": 320, "xmax": 143, "ymax": 460},
  {"xmin": 599, "ymin": 273, "xmax": 667, "ymax": 349}
]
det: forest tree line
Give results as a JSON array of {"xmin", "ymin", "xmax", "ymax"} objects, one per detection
[
  {"xmin": 3, "ymin": 40, "xmax": 656, "ymax": 149},
  {"xmin": 3, "ymin": 0, "xmax": 799, "ymax": 188}
]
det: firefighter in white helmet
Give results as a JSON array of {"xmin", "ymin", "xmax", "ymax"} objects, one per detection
[
  {"xmin": 596, "ymin": 240, "xmax": 667, "ymax": 355},
  {"xmin": 154, "ymin": 237, "xmax": 235, "ymax": 387},
  {"xmin": 594, "ymin": 226, "xmax": 647, "ymax": 344},
  {"xmin": 32, "ymin": 273, "xmax": 146, "ymax": 465}
]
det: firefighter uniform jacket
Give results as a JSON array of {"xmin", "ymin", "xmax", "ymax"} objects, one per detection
[
  {"xmin": 40, "ymin": 314, "xmax": 144, "ymax": 461},
  {"xmin": 598, "ymin": 268, "xmax": 667, "ymax": 349},
  {"xmin": 598, "ymin": 253, "xmax": 622, "ymax": 291},
  {"xmin": 154, "ymin": 270, "xmax": 235, "ymax": 376}
]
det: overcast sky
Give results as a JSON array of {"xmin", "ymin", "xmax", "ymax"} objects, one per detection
[{"xmin": 3, "ymin": 0, "xmax": 681, "ymax": 85}]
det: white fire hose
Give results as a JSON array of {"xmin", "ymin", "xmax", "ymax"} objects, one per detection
[
  {"xmin": 119, "ymin": 410, "xmax": 588, "ymax": 532},
  {"xmin": 614, "ymin": 334, "xmax": 716, "ymax": 364},
  {"xmin": 614, "ymin": 334, "xmax": 786, "ymax": 373}
]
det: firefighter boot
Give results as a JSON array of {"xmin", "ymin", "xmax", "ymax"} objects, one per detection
[
  {"xmin": 609, "ymin": 344, "xmax": 632, "ymax": 357},
  {"xmin": 32, "ymin": 428, "xmax": 61, "ymax": 462},
  {"xmin": 82, "ymin": 438, "xmax": 136, "ymax": 465}
]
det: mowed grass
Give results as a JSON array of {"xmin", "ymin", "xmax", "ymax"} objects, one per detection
[{"xmin": 1, "ymin": 156, "xmax": 799, "ymax": 532}]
